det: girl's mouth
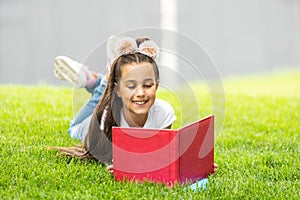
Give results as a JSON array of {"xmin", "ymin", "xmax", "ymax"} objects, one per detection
[{"xmin": 132, "ymin": 100, "xmax": 148, "ymax": 105}]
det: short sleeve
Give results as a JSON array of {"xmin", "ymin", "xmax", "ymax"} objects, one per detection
[{"xmin": 146, "ymin": 99, "xmax": 177, "ymax": 129}]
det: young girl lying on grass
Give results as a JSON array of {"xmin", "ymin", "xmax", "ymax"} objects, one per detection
[
  {"xmin": 54, "ymin": 36, "xmax": 159, "ymax": 141},
  {"xmin": 54, "ymin": 37, "xmax": 177, "ymax": 167},
  {"xmin": 53, "ymin": 36, "xmax": 218, "ymax": 174}
]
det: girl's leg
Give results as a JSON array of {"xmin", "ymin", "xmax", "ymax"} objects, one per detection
[
  {"xmin": 68, "ymin": 75, "xmax": 107, "ymax": 140},
  {"xmin": 53, "ymin": 55, "xmax": 109, "ymax": 140},
  {"xmin": 54, "ymin": 55, "xmax": 97, "ymax": 88},
  {"xmin": 70, "ymin": 75, "xmax": 107, "ymax": 125},
  {"xmin": 68, "ymin": 115, "xmax": 92, "ymax": 141}
]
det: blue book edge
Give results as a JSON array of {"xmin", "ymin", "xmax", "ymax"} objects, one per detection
[{"xmin": 185, "ymin": 178, "xmax": 209, "ymax": 191}]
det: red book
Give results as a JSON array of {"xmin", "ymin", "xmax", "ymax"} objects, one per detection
[{"xmin": 112, "ymin": 115, "xmax": 214, "ymax": 186}]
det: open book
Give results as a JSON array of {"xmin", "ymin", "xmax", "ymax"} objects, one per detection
[{"xmin": 112, "ymin": 115, "xmax": 214, "ymax": 186}]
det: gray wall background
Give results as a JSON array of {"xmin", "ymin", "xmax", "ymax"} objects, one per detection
[{"xmin": 0, "ymin": 0, "xmax": 299, "ymax": 85}]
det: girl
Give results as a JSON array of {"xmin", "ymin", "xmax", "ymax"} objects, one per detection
[
  {"xmin": 55, "ymin": 37, "xmax": 177, "ymax": 165},
  {"xmin": 54, "ymin": 36, "xmax": 160, "ymax": 141}
]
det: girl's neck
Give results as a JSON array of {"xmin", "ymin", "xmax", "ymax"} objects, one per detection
[{"xmin": 123, "ymin": 110, "xmax": 148, "ymax": 128}]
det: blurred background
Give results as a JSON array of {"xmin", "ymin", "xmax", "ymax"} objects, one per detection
[{"xmin": 0, "ymin": 0, "xmax": 299, "ymax": 85}]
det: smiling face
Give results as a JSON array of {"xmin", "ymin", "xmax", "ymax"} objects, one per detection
[{"xmin": 116, "ymin": 62, "xmax": 159, "ymax": 127}]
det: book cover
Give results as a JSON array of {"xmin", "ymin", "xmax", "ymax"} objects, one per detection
[{"xmin": 112, "ymin": 115, "xmax": 214, "ymax": 186}]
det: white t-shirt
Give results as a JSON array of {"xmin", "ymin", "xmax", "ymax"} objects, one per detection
[{"xmin": 100, "ymin": 99, "xmax": 176, "ymax": 130}]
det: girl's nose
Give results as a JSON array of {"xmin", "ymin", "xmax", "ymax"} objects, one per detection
[{"xmin": 135, "ymin": 86, "xmax": 145, "ymax": 96}]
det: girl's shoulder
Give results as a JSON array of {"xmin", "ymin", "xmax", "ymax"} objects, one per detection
[
  {"xmin": 152, "ymin": 99, "xmax": 174, "ymax": 112},
  {"xmin": 147, "ymin": 99, "xmax": 176, "ymax": 128}
]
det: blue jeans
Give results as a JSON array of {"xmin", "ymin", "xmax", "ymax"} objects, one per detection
[{"xmin": 68, "ymin": 75, "xmax": 107, "ymax": 141}]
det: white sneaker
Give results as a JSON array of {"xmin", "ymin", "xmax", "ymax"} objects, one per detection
[{"xmin": 54, "ymin": 56, "xmax": 93, "ymax": 88}]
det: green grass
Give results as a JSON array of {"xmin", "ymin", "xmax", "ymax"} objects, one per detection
[{"xmin": 1, "ymin": 69, "xmax": 299, "ymax": 199}]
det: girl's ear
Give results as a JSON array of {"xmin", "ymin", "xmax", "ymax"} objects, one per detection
[{"xmin": 155, "ymin": 80, "xmax": 160, "ymax": 89}]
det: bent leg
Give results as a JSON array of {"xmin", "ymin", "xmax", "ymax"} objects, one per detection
[
  {"xmin": 68, "ymin": 115, "xmax": 92, "ymax": 141},
  {"xmin": 69, "ymin": 75, "xmax": 108, "ymax": 136}
]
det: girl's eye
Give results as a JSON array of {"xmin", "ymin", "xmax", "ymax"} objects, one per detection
[
  {"xmin": 127, "ymin": 85, "xmax": 136, "ymax": 89},
  {"xmin": 144, "ymin": 83, "xmax": 154, "ymax": 88}
]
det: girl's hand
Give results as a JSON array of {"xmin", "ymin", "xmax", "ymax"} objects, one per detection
[
  {"xmin": 213, "ymin": 163, "xmax": 218, "ymax": 173},
  {"xmin": 106, "ymin": 164, "xmax": 114, "ymax": 174}
]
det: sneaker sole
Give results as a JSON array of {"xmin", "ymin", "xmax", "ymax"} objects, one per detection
[{"xmin": 54, "ymin": 56, "xmax": 86, "ymax": 88}]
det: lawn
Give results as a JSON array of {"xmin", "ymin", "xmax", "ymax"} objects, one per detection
[{"xmin": 0, "ymin": 69, "xmax": 299, "ymax": 199}]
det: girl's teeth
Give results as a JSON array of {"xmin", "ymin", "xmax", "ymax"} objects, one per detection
[{"xmin": 134, "ymin": 101, "xmax": 145, "ymax": 105}]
